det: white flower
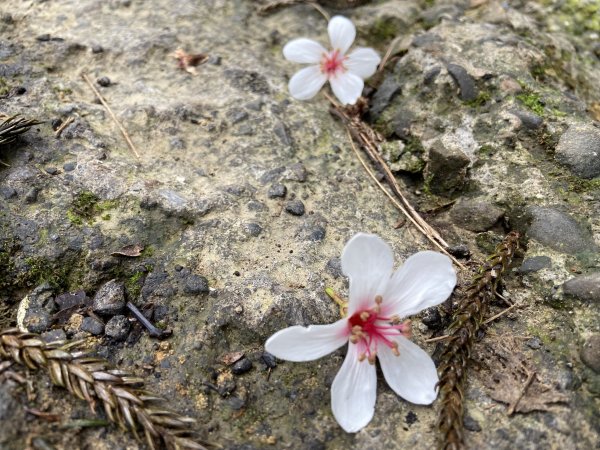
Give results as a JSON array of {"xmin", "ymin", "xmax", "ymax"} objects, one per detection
[
  {"xmin": 283, "ymin": 16, "xmax": 381, "ymax": 105},
  {"xmin": 265, "ymin": 233, "xmax": 457, "ymax": 433}
]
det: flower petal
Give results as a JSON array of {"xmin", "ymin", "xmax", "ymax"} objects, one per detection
[
  {"xmin": 283, "ymin": 38, "xmax": 327, "ymax": 64},
  {"xmin": 378, "ymin": 335, "xmax": 438, "ymax": 405},
  {"xmin": 341, "ymin": 233, "xmax": 394, "ymax": 315},
  {"xmin": 265, "ymin": 319, "xmax": 348, "ymax": 362},
  {"xmin": 330, "ymin": 71, "xmax": 363, "ymax": 105},
  {"xmin": 381, "ymin": 251, "xmax": 456, "ymax": 318},
  {"xmin": 288, "ymin": 65, "xmax": 328, "ymax": 100},
  {"xmin": 328, "ymin": 15, "xmax": 356, "ymax": 54},
  {"xmin": 345, "ymin": 47, "xmax": 381, "ymax": 79},
  {"xmin": 331, "ymin": 343, "xmax": 377, "ymax": 432}
]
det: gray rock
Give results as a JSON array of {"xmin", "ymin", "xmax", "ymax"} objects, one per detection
[
  {"xmin": 555, "ymin": 124, "xmax": 600, "ymax": 179},
  {"xmin": 424, "ymin": 140, "xmax": 470, "ymax": 194},
  {"xmin": 581, "ymin": 334, "xmax": 600, "ymax": 373},
  {"xmin": 511, "ymin": 109, "xmax": 543, "ymax": 130},
  {"xmin": 242, "ymin": 222, "xmax": 262, "ymax": 237},
  {"xmin": 24, "ymin": 187, "xmax": 40, "ymax": 203},
  {"xmin": 104, "ymin": 315, "xmax": 130, "ymax": 340},
  {"xmin": 80, "ymin": 316, "xmax": 105, "ymax": 335},
  {"xmin": 450, "ymin": 199, "xmax": 504, "ymax": 232},
  {"xmin": 446, "ymin": 63, "xmax": 477, "ymax": 102},
  {"xmin": 273, "ymin": 121, "xmax": 292, "ymax": 146},
  {"xmin": 563, "ymin": 273, "xmax": 600, "ymax": 303},
  {"xmin": 369, "ymin": 77, "xmax": 402, "ymax": 119},
  {"xmin": 325, "ymin": 257, "xmax": 343, "ymax": 278},
  {"xmin": 284, "ymin": 163, "xmax": 307, "ymax": 182},
  {"xmin": 519, "ymin": 256, "xmax": 552, "ymax": 274},
  {"xmin": 231, "ymin": 358, "xmax": 253, "ymax": 375},
  {"xmin": 92, "ymin": 279, "xmax": 126, "ymax": 315},
  {"xmin": 184, "ymin": 274, "xmax": 209, "ymax": 295},
  {"xmin": 23, "ymin": 307, "xmax": 52, "ymax": 333},
  {"xmin": 142, "ymin": 271, "xmax": 169, "ymax": 300},
  {"xmin": 267, "ymin": 183, "xmax": 287, "ymax": 198},
  {"xmin": 285, "ymin": 200, "xmax": 305, "ymax": 216},
  {"xmin": 421, "ymin": 307, "xmax": 442, "ymax": 330},
  {"xmin": 527, "ymin": 207, "xmax": 596, "ymax": 254},
  {"xmin": 41, "ymin": 329, "xmax": 66, "ymax": 343},
  {"xmin": 63, "ymin": 162, "xmax": 76, "ymax": 172},
  {"xmin": 0, "ymin": 186, "xmax": 17, "ymax": 199}
]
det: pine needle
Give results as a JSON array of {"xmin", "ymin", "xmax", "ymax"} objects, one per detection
[
  {"xmin": 0, "ymin": 328, "xmax": 210, "ymax": 450},
  {"xmin": 436, "ymin": 232, "xmax": 520, "ymax": 450}
]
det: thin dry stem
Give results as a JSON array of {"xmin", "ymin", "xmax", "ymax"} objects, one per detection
[
  {"xmin": 81, "ymin": 73, "xmax": 141, "ymax": 159},
  {"xmin": 0, "ymin": 328, "xmax": 208, "ymax": 450}
]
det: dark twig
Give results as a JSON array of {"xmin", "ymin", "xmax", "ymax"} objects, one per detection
[
  {"xmin": 437, "ymin": 232, "xmax": 520, "ymax": 450},
  {"xmin": 126, "ymin": 302, "xmax": 172, "ymax": 339}
]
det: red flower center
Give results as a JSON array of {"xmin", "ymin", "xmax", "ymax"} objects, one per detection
[
  {"xmin": 347, "ymin": 296, "xmax": 411, "ymax": 364},
  {"xmin": 321, "ymin": 50, "xmax": 346, "ymax": 77}
]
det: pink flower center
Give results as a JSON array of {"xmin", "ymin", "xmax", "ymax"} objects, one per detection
[
  {"xmin": 347, "ymin": 295, "xmax": 411, "ymax": 364},
  {"xmin": 320, "ymin": 50, "xmax": 346, "ymax": 78}
]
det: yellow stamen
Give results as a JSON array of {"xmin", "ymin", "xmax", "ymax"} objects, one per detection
[{"xmin": 367, "ymin": 353, "xmax": 377, "ymax": 365}]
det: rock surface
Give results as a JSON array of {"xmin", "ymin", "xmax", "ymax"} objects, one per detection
[
  {"xmin": 555, "ymin": 123, "xmax": 600, "ymax": 179},
  {"xmin": 0, "ymin": 0, "xmax": 599, "ymax": 449}
]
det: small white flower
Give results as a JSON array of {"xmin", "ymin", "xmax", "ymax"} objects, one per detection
[
  {"xmin": 283, "ymin": 16, "xmax": 381, "ymax": 105},
  {"xmin": 265, "ymin": 233, "xmax": 457, "ymax": 433}
]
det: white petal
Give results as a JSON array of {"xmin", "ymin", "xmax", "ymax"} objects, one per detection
[
  {"xmin": 265, "ymin": 319, "xmax": 348, "ymax": 362},
  {"xmin": 381, "ymin": 251, "xmax": 456, "ymax": 318},
  {"xmin": 283, "ymin": 38, "xmax": 327, "ymax": 64},
  {"xmin": 378, "ymin": 335, "xmax": 438, "ymax": 405},
  {"xmin": 331, "ymin": 343, "xmax": 377, "ymax": 432},
  {"xmin": 330, "ymin": 71, "xmax": 364, "ymax": 105},
  {"xmin": 328, "ymin": 16, "xmax": 356, "ymax": 54},
  {"xmin": 341, "ymin": 233, "xmax": 394, "ymax": 315},
  {"xmin": 345, "ymin": 47, "xmax": 381, "ymax": 79},
  {"xmin": 288, "ymin": 65, "xmax": 328, "ymax": 100}
]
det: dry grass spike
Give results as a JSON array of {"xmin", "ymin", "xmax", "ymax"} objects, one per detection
[
  {"xmin": 0, "ymin": 328, "xmax": 209, "ymax": 450},
  {"xmin": 436, "ymin": 231, "xmax": 520, "ymax": 450},
  {"xmin": 0, "ymin": 114, "xmax": 43, "ymax": 145}
]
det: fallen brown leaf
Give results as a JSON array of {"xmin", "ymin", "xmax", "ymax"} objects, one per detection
[
  {"xmin": 220, "ymin": 351, "xmax": 245, "ymax": 366},
  {"xmin": 173, "ymin": 48, "xmax": 209, "ymax": 75},
  {"xmin": 111, "ymin": 244, "xmax": 144, "ymax": 257}
]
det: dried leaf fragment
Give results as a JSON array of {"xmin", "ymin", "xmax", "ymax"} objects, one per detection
[
  {"xmin": 220, "ymin": 351, "xmax": 244, "ymax": 366},
  {"xmin": 111, "ymin": 244, "xmax": 144, "ymax": 257},
  {"xmin": 173, "ymin": 49, "xmax": 209, "ymax": 76}
]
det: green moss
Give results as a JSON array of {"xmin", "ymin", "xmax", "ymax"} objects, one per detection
[
  {"xmin": 0, "ymin": 77, "xmax": 10, "ymax": 97},
  {"xmin": 20, "ymin": 256, "xmax": 71, "ymax": 290},
  {"xmin": 478, "ymin": 144, "xmax": 495, "ymax": 156},
  {"xmin": 369, "ymin": 17, "xmax": 401, "ymax": 43},
  {"xmin": 464, "ymin": 91, "xmax": 492, "ymax": 108},
  {"xmin": 516, "ymin": 90, "xmax": 545, "ymax": 116},
  {"xmin": 124, "ymin": 270, "xmax": 145, "ymax": 300},
  {"xmin": 68, "ymin": 191, "xmax": 117, "ymax": 225}
]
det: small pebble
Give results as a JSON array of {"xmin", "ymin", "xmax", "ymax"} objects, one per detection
[
  {"xmin": 91, "ymin": 45, "xmax": 104, "ymax": 53},
  {"xmin": 80, "ymin": 316, "xmax": 105, "ymax": 336},
  {"xmin": 243, "ymin": 222, "xmax": 262, "ymax": 237},
  {"xmin": 63, "ymin": 162, "xmax": 76, "ymax": 172},
  {"xmin": 184, "ymin": 274, "xmax": 209, "ymax": 295},
  {"xmin": 268, "ymin": 183, "xmax": 287, "ymax": 198},
  {"xmin": 45, "ymin": 167, "xmax": 59, "ymax": 175},
  {"xmin": 104, "ymin": 315, "xmax": 130, "ymax": 340},
  {"xmin": 231, "ymin": 358, "xmax": 253, "ymax": 375},
  {"xmin": 51, "ymin": 118, "xmax": 62, "ymax": 130},
  {"xmin": 261, "ymin": 352, "xmax": 277, "ymax": 369},
  {"xmin": 92, "ymin": 279, "xmax": 126, "ymax": 315},
  {"xmin": 285, "ymin": 199, "xmax": 305, "ymax": 216},
  {"xmin": 96, "ymin": 76, "xmax": 111, "ymax": 87}
]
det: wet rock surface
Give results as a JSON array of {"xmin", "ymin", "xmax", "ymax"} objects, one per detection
[{"xmin": 0, "ymin": 0, "xmax": 599, "ymax": 449}]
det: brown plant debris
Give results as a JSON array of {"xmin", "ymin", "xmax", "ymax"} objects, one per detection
[
  {"xmin": 0, "ymin": 328, "xmax": 208, "ymax": 450},
  {"xmin": 475, "ymin": 338, "xmax": 568, "ymax": 414},
  {"xmin": 111, "ymin": 244, "xmax": 145, "ymax": 257},
  {"xmin": 436, "ymin": 231, "xmax": 520, "ymax": 450},
  {"xmin": 173, "ymin": 49, "xmax": 209, "ymax": 76},
  {"xmin": 0, "ymin": 114, "xmax": 43, "ymax": 145}
]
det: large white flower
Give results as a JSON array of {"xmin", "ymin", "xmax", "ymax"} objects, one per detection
[
  {"xmin": 265, "ymin": 233, "xmax": 457, "ymax": 433},
  {"xmin": 283, "ymin": 16, "xmax": 381, "ymax": 105}
]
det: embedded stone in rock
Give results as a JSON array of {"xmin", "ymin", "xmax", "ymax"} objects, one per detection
[
  {"xmin": 41, "ymin": 329, "xmax": 67, "ymax": 343},
  {"xmin": 242, "ymin": 222, "xmax": 262, "ymax": 237},
  {"xmin": 369, "ymin": 76, "xmax": 402, "ymax": 119},
  {"xmin": 23, "ymin": 307, "xmax": 52, "ymax": 333},
  {"xmin": 325, "ymin": 257, "xmax": 343, "ymax": 278},
  {"xmin": 231, "ymin": 358, "xmax": 253, "ymax": 375},
  {"xmin": 511, "ymin": 109, "xmax": 543, "ymax": 130},
  {"xmin": 421, "ymin": 307, "xmax": 442, "ymax": 330},
  {"xmin": 518, "ymin": 256, "xmax": 552, "ymax": 274},
  {"xmin": 562, "ymin": 273, "xmax": 600, "ymax": 303},
  {"xmin": 284, "ymin": 163, "xmax": 307, "ymax": 182},
  {"xmin": 555, "ymin": 123, "xmax": 600, "ymax": 179},
  {"xmin": 527, "ymin": 206, "xmax": 596, "ymax": 255},
  {"xmin": 267, "ymin": 183, "xmax": 287, "ymax": 198},
  {"xmin": 92, "ymin": 279, "xmax": 126, "ymax": 315},
  {"xmin": 184, "ymin": 274, "xmax": 209, "ymax": 295},
  {"xmin": 285, "ymin": 199, "xmax": 305, "ymax": 216},
  {"xmin": 104, "ymin": 315, "xmax": 130, "ymax": 341},
  {"xmin": 424, "ymin": 140, "xmax": 470, "ymax": 195},
  {"xmin": 446, "ymin": 63, "xmax": 477, "ymax": 102},
  {"xmin": 450, "ymin": 198, "xmax": 504, "ymax": 232},
  {"xmin": 580, "ymin": 334, "xmax": 600, "ymax": 373},
  {"xmin": 80, "ymin": 316, "xmax": 105, "ymax": 335}
]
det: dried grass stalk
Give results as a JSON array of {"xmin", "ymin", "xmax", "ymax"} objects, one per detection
[
  {"xmin": 436, "ymin": 232, "xmax": 520, "ymax": 450},
  {"xmin": 0, "ymin": 328, "xmax": 208, "ymax": 450},
  {"xmin": 0, "ymin": 115, "xmax": 42, "ymax": 145}
]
